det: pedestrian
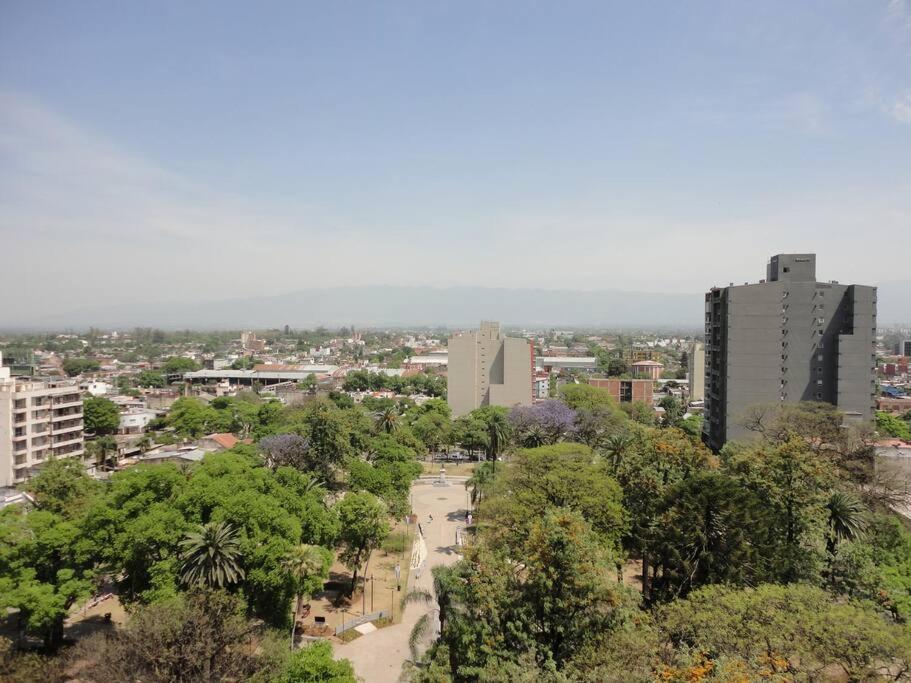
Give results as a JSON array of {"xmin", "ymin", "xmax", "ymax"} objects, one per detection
[{"xmin": 428, "ymin": 513, "xmax": 433, "ymax": 523}]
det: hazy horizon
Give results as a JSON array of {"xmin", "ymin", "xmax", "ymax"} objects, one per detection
[{"xmin": 2, "ymin": 2, "xmax": 910, "ymax": 323}]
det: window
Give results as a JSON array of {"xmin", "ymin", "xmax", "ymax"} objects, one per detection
[
  {"xmin": 817, "ymin": 379, "xmax": 823, "ymax": 385},
  {"xmin": 817, "ymin": 317, "xmax": 825, "ymax": 324},
  {"xmin": 815, "ymin": 392, "xmax": 823, "ymax": 399},
  {"xmin": 817, "ymin": 367, "xmax": 823, "ymax": 373},
  {"xmin": 783, "ymin": 267, "xmax": 790, "ymax": 273},
  {"xmin": 817, "ymin": 354, "xmax": 824, "ymax": 362}
]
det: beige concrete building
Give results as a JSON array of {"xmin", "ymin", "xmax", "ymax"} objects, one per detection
[
  {"xmin": 447, "ymin": 321, "xmax": 533, "ymax": 417},
  {"xmin": 0, "ymin": 353, "xmax": 86, "ymax": 487},
  {"xmin": 688, "ymin": 342, "xmax": 705, "ymax": 402},
  {"xmin": 630, "ymin": 360, "xmax": 664, "ymax": 380}
]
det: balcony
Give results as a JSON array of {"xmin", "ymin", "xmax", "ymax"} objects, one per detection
[
  {"xmin": 52, "ymin": 434, "xmax": 83, "ymax": 449},
  {"xmin": 52, "ymin": 409, "xmax": 82, "ymax": 421},
  {"xmin": 53, "ymin": 423, "xmax": 83, "ymax": 436},
  {"xmin": 52, "ymin": 396, "xmax": 82, "ymax": 409}
]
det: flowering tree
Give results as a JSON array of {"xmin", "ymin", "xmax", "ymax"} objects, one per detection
[
  {"xmin": 259, "ymin": 434, "xmax": 311, "ymax": 471},
  {"xmin": 509, "ymin": 400, "xmax": 577, "ymax": 447}
]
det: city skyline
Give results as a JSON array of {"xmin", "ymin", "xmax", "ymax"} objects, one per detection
[{"xmin": 2, "ymin": 1, "xmax": 911, "ymax": 322}]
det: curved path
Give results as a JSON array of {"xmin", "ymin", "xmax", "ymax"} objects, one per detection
[{"xmin": 334, "ymin": 476, "xmax": 468, "ymax": 683}]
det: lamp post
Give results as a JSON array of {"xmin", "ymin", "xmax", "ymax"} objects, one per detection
[
  {"xmin": 370, "ymin": 573, "xmax": 374, "ymax": 612},
  {"xmin": 391, "ymin": 586, "xmax": 395, "ymax": 621}
]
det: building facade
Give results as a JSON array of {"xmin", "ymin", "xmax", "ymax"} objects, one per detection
[
  {"xmin": 589, "ymin": 377, "xmax": 655, "ymax": 406},
  {"xmin": 447, "ymin": 321, "xmax": 533, "ymax": 417},
  {"xmin": 0, "ymin": 354, "xmax": 86, "ymax": 487},
  {"xmin": 687, "ymin": 342, "xmax": 705, "ymax": 402},
  {"xmin": 630, "ymin": 360, "xmax": 663, "ymax": 380},
  {"xmin": 703, "ymin": 254, "xmax": 877, "ymax": 451},
  {"xmin": 903, "ymin": 340, "xmax": 911, "ymax": 357}
]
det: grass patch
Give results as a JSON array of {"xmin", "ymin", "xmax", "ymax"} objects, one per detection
[
  {"xmin": 338, "ymin": 629, "xmax": 361, "ymax": 643},
  {"xmin": 381, "ymin": 530, "xmax": 413, "ymax": 555}
]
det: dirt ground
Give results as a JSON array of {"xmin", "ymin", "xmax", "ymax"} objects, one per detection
[
  {"xmin": 420, "ymin": 461, "xmax": 477, "ymax": 476},
  {"xmin": 303, "ymin": 522, "xmax": 416, "ymax": 635}
]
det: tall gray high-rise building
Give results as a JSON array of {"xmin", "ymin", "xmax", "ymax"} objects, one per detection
[{"xmin": 703, "ymin": 254, "xmax": 876, "ymax": 451}]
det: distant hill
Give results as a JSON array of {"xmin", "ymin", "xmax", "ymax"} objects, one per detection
[{"xmin": 14, "ymin": 281, "xmax": 911, "ymax": 331}]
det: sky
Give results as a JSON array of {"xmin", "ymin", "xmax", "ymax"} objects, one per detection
[{"xmin": 1, "ymin": 1, "xmax": 910, "ymax": 323}]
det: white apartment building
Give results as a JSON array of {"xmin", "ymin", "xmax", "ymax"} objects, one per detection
[
  {"xmin": 447, "ymin": 321, "xmax": 533, "ymax": 417},
  {"xmin": 0, "ymin": 353, "xmax": 86, "ymax": 487}
]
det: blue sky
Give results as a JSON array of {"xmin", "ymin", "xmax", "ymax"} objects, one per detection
[{"xmin": 1, "ymin": 1, "xmax": 910, "ymax": 321}]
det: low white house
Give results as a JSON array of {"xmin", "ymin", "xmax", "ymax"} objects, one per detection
[
  {"xmin": 80, "ymin": 380, "xmax": 113, "ymax": 396},
  {"xmin": 118, "ymin": 408, "xmax": 158, "ymax": 435}
]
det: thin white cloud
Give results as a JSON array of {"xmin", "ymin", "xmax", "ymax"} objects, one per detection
[
  {"xmin": 890, "ymin": 91, "xmax": 911, "ymax": 123},
  {"xmin": 887, "ymin": 0, "xmax": 911, "ymax": 32}
]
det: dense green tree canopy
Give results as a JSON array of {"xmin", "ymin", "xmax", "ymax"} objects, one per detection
[{"xmin": 83, "ymin": 396, "xmax": 121, "ymax": 434}]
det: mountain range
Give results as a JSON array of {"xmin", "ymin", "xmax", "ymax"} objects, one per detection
[{"xmin": 9, "ymin": 281, "xmax": 911, "ymax": 331}]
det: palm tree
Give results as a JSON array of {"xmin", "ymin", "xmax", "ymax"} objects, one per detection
[
  {"xmin": 825, "ymin": 490, "xmax": 867, "ymax": 561},
  {"xmin": 282, "ymin": 544, "xmax": 329, "ymax": 648},
  {"xmin": 403, "ymin": 566, "xmax": 464, "ymax": 662},
  {"xmin": 604, "ymin": 433, "xmax": 633, "ymax": 469},
  {"xmin": 376, "ymin": 407, "xmax": 400, "ymax": 434},
  {"xmin": 136, "ymin": 434, "xmax": 153, "ymax": 453},
  {"xmin": 520, "ymin": 424, "xmax": 547, "ymax": 449},
  {"xmin": 179, "ymin": 521, "xmax": 245, "ymax": 590},
  {"xmin": 465, "ymin": 461, "xmax": 495, "ymax": 510},
  {"xmin": 486, "ymin": 412, "xmax": 511, "ymax": 466}
]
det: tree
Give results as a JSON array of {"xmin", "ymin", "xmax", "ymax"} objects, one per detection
[
  {"xmin": 652, "ymin": 472, "xmax": 774, "ymax": 601},
  {"xmin": 83, "ymin": 396, "xmax": 121, "ymax": 435},
  {"xmin": 335, "ymin": 492, "xmax": 390, "ymax": 595},
  {"xmin": 161, "ymin": 356, "xmax": 200, "ymax": 374},
  {"xmin": 519, "ymin": 509, "xmax": 637, "ymax": 670},
  {"xmin": 877, "ymin": 410, "xmax": 911, "ymax": 440},
  {"xmin": 0, "ymin": 461, "xmax": 99, "ymax": 650},
  {"xmin": 136, "ymin": 370, "xmax": 165, "ymax": 388},
  {"xmin": 659, "ymin": 583, "xmax": 911, "ymax": 681},
  {"xmin": 167, "ymin": 397, "xmax": 217, "ymax": 437},
  {"xmin": 376, "ymin": 406, "xmax": 400, "ymax": 435},
  {"xmin": 483, "ymin": 444, "xmax": 627, "ymax": 553},
  {"xmin": 260, "ymin": 434, "xmax": 312, "ymax": 471},
  {"xmin": 610, "ymin": 427, "xmax": 713, "ymax": 600},
  {"xmin": 508, "ymin": 400, "xmax": 576, "ymax": 446},
  {"xmin": 825, "ymin": 489, "xmax": 868, "ymax": 586},
  {"xmin": 299, "ymin": 399, "xmax": 352, "ymax": 482},
  {"xmin": 724, "ymin": 437, "xmax": 836, "ymax": 583},
  {"xmin": 73, "ymin": 591, "xmax": 269, "ymax": 682},
  {"xmin": 453, "ymin": 414, "xmax": 488, "ymax": 457},
  {"xmin": 62, "ymin": 357, "xmax": 100, "ymax": 377},
  {"xmin": 465, "ymin": 461, "xmax": 495, "ymax": 509},
  {"xmin": 558, "ymin": 383, "xmax": 622, "ymax": 413},
  {"xmin": 277, "ymin": 641, "xmax": 356, "ymax": 683},
  {"xmin": 677, "ymin": 414, "xmax": 703, "ymax": 439},
  {"xmin": 87, "ymin": 434, "xmax": 118, "ymax": 470},
  {"xmin": 282, "ymin": 544, "xmax": 332, "ymax": 647},
  {"xmin": 179, "ymin": 521, "xmax": 245, "ymax": 590},
  {"xmin": 657, "ymin": 395, "xmax": 683, "ymax": 427},
  {"xmin": 486, "ymin": 409, "xmax": 511, "ymax": 464},
  {"xmin": 413, "ymin": 510, "xmax": 639, "ymax": 677},
  {"xmin": 622, "ymin": 400, "xmax": 655, "ymax": 425}
]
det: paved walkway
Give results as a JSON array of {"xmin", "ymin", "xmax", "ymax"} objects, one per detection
[{"xmin": 335, "ymin": 476, "xmax": 468, "ymax": 683}]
